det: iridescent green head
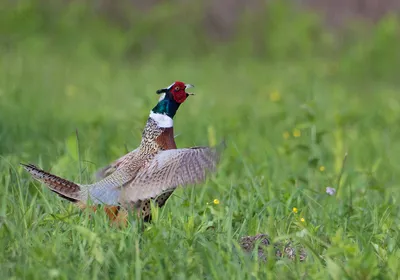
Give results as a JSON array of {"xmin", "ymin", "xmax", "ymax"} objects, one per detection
[{"xmin": 151, "ymin": 81, "xmax": 194, "ymax": 119}]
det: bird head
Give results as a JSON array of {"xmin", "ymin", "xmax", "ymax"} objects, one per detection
[
  {"xmin": 156, "ymin": 81, "xmax": 195, "ymax": 104},
  {"xmin": 151, "ymin": 81, "xmax": 195, "ymax": 120}
]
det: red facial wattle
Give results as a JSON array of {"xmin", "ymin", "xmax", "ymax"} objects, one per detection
[
  {"xmin": 171, "ymin": 81, "xmax": 188, "ymax": 103},
  {"xmin": 173, "ymin": 90, "xmax": 187, "ymax": 103}
]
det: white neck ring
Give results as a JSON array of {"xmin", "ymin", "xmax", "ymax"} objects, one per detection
[{"xmin": 149, "ymin": 111, "xmax": 173, "ymax": 128}]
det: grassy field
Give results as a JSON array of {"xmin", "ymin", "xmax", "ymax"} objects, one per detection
[{"xmin": 1, "ymin": 1, "xmax": 400, "ymax": 279}]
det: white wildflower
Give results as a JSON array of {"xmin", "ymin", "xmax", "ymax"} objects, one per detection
[{"xmin": 326, "ymin": 187, "xmax": 336, "ymax": 196}]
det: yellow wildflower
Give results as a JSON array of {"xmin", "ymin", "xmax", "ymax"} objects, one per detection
[
  {"xmin": 269, "ymin": 90, "xmax": 281, "ymax": 102},
  {"xmin": 300, "ymin": 218, "xmax": 305, "ymax": 223},
  {"xmin": 283, "ymin": 131, "xmax": 290, "ymax": 140},
  {"xmin": 292, "ymin": 207, "xmax": 298, "ymax": 214},
  {"xmin": 319, "ymin": 165, "xmax": 326, "ymax": 172},
  {"xmin": 293, "ymin": 129, "xmax": 301, "ymax": 138},
  {"xmin": 213, "ymin": 199, "xmax": 220, "ymax": 205}
]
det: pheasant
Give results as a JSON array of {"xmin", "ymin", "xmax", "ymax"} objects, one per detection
[{"xmin": 21, "ymin": 81, "xmax": 220, "ymax": 225}]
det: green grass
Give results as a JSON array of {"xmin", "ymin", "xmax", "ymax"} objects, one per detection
[{"xmin": 1, "ymin": 1, "xmax": 400, "ymax": 279}]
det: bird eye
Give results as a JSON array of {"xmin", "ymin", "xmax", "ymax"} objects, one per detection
[{"xmin": 174, "ymin": 86, "xmax": 180, "ymax": 91}]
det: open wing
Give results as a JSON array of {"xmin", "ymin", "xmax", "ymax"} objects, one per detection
[
  {"xmin": 94, "ymin": 148, "xmax": 138, "ymax": 180},
  {"xmin": 122, "ymin": 147, "xmax": 219, "ymax": 203},
  {"xmin": 85, "ymin": 149, "xmax": 141, "ymax": 205}
]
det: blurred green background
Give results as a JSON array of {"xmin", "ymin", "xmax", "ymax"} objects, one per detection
[{"xmin": 1, "ymin": 0, "xmax": 400, "ymax": 279}]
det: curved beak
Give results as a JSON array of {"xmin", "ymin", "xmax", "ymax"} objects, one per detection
[{"xmin": 185, "ymin": 84, "xmax": 195, "ymax": 95}]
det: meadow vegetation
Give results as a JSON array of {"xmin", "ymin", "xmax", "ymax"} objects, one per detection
[{"xmin": 1, "ymin": 1, "xmax": 400, "ymax": 279}]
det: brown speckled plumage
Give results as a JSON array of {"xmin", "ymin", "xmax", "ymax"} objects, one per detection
[
  {"xmin": 239, "ymin": 234, "xmax": 307, "ymax": 262},
  {"xmin": 20, "ymin": 163, "xmax": 80, "ymax": 202}
]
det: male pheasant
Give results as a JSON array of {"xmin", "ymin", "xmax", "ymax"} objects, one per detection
[{"xmin": 21, "ymin": 81, "xmax": 220, "ymax": 225}]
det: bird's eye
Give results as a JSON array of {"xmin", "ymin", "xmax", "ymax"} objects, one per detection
[{"xmin": 174, "ymin": 86, "xmax": 180, "ymax": 91}]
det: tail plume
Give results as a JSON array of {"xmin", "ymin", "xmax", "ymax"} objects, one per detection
[{"xmin": 21, "ymin": 163, "xmax": 82, "ymax": 202}]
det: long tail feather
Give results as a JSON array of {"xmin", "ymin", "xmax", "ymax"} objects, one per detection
[{"xmin": 21, "ymin": 163, "xmax": 82, "ymax": 202}]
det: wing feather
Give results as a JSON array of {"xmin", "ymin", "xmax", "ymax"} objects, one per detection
[
  {"xmin": 84, "ymin": 149, "xmax": 141, "ymax": 205},
  {"xmin": 122, "ymin": 147, "xmax": 219, "ymax": 203},
  {"xmin": 95, "ymin": 148, "xmax": 139, "ymax": 180}
]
